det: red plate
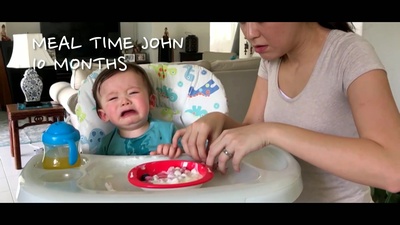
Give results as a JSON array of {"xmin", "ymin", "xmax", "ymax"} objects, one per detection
[{"xmin": 128, "ymin": 160, "xmax": 214, "ymax": 190}]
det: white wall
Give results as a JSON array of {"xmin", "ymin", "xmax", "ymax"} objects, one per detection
[
  {"xmin": 361, "ymin": 22, "xmax": 400, "ymax": 110},
  {"xmin": 4, "ymin": 22, "xmax": 40, "ymax": 36}
]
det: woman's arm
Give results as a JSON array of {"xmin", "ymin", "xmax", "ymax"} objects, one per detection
[
  {"xmin": 208, "ymin": 69, "xmax": 400, "ymax": 193},
  {"xmin": 264, "ymin": 69, "xmax": 400, "ymax": 192}
]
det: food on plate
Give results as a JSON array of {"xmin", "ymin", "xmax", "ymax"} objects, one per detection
[{"xmin": 139, "ymin": 166, "xmax": 203, "ymax": 184}]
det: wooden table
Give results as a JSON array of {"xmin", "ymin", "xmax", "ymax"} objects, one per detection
[{"xmin": 6, "ymin": 104, "xmax": 65, "ymax": 169}]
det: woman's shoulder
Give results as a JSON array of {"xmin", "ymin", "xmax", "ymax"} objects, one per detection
[
  {"xmin": 328, "ymin": 29, "xmax": 371, "ymax": 50},
  {"xmin": 324, "ymin": 29, "xmax": 380, "ymax": 64}
]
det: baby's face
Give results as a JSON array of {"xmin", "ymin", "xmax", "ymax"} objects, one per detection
[{"xmin": 97, "ymin": 71, "xmax": 154, "ymax": 130}]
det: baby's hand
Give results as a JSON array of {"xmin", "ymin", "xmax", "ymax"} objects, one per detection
[{"xmin": 150, "ymin": 144, "xmax": 182, "ymax": 158}]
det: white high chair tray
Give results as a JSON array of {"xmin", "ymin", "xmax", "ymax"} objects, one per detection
[{"xmin": 17, "ymin": 145, "xmax": 303, "ymax": 202}]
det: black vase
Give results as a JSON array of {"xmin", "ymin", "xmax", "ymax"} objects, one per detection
[{"xmin": 185, "ymin": 35, "xmax": 198, "ymax": 53}]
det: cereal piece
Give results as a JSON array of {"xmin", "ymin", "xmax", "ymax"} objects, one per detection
[{"xmin": 105, "ymin": 182, "xmax": 115, "ymax": 191}]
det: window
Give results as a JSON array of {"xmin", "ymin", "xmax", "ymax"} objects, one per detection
[
  {"xmin": 210, "ymin": 22, "xmax": 238, "ymax": 53},
  {"xmin": 353, "ymin": 22, "xmax": 363, "ymax": 35}
]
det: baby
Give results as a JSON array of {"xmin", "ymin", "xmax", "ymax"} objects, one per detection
[{"xmin": 92, "ymin": 62, "xmax": 182, "ymax": 158}]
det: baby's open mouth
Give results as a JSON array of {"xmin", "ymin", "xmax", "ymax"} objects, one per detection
[{"xmin": 120, "ymin": 109, "xmax": 137, "ymax": 117}]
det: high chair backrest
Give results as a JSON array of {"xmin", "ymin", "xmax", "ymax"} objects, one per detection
[{"xmin": 75, "ymin": 62, "xmax": 228, "ymax": 154}]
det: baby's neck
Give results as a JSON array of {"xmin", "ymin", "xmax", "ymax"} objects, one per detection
[{"xmin": 118, "ymin": 121, "xmax": 150, "ymax": 138}]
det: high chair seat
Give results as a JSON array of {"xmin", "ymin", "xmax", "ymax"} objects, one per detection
[{"xmin": 75, "ymin": 63, "xmax": 229, "ymax": 154}]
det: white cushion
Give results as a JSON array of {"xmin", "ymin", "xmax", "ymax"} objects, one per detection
[
  {"xmin": 70, "ymin": 62, "xmax": 103, "ymax": 90},
  {"xmin": 49, "ymin": 81, "xmax": 77, "ymax": 115},
  {"xmin": 75, "ymin": 68, "xmax": 115, "ymax": 154},
  {"xmin": 49, "ymin": 81, "xmax": 70, "ymax": 103}
]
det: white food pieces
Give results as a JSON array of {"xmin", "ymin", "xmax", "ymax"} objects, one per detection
[
  {"xmin": 148, "ymin": 166, "xmax": 202, "ymax": 184},
  {"xmin": 105, "ymin": 182, "xmax": 116, "ymax": 191}
]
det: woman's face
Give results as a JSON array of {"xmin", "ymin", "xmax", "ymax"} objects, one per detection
[{"xmin": 240, "ymin": 22, "xmax": 301, "ymax": 60}]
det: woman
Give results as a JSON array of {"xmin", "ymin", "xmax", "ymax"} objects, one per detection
[{"xmin": 172, "ymin": 22, "xmax": 400, "ymax": 202}]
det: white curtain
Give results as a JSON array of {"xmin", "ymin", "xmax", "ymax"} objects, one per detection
[{"xmin": 210, "ymin": 22, "xmax": 238, "ymax": 53}]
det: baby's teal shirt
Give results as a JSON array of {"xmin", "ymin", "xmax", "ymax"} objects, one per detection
[{"xmin": 96, "ymin": 118, "xmax": 178, "ymax": 155}]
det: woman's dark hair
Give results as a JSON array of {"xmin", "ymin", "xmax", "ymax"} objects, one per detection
[
  {"xmin": 318, "ymin": 22, "xmax": 355, "ymax": 32},
  {"xmin": 92, "ymin": 62, "xmax": 155, "ymax": 111}
]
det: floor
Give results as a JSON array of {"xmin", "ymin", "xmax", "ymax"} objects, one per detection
[{"xmin": 0, "ymin": 142, "xmax": 42, "ymax": 203}]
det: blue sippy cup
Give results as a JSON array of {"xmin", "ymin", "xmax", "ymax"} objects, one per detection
[{"xmin": 41, "ymin": 121, "xmax": 80, "ymax": 169}]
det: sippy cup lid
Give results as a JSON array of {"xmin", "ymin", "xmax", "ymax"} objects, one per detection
[{"xmin": 42, "ymin": 121, "xmax": 80, "ymax": 145}]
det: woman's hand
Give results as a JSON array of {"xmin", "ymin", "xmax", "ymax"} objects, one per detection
[
  {"xmin": 172, "ymin": 112, "xmax": 226, "ymax": 162},
  {"xmin": 206, "ymin": 123, "xmax": 270, "ymax": 173}
]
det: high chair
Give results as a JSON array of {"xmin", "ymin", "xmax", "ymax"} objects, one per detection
[
  {"xmin": 75, "ymin": 62, "xmax": 229, "ymax": 154},
  {"xmin": 17, "ymin": 62, "xmax": 303, "ymax": 202}
]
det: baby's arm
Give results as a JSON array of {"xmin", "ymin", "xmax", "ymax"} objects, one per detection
[{"xmin": 150, "ymin": 144, "xmax": 182, "ymax": 158}]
